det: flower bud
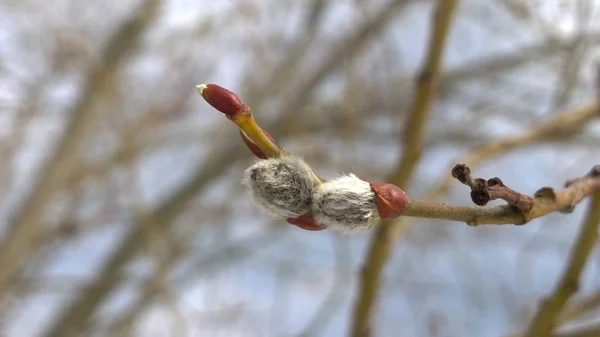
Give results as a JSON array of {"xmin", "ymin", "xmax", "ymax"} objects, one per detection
[
  {"xmin": 286, "ymin": 212, "xmax": 324, "ymax": 231},
  {"xmin": 197, "ymin": 83, "xmax": 245, "ymax": 117},
  {"xmin": 239, "ymin": 129, "xmax": 278, "ymax": 159},
  {"xmin": 369, "ymin": 183, "xmax": 408, "ymax": 219},
  {"xmin": 311, "ymin": 174, "xmax": 379, "ymax": 234},
  {"xmin": 243, "ymin": 155, "xmax": 316, "ymax": 219}
]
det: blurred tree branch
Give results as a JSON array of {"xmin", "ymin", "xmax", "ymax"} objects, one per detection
[
  {"xmin": 351, "ymin": 1, "xmax": 458, "ymax": 335},
  {"xmin": 523, "ymin": 193, "xmax": 600, "ymax": 337},
  {"xmin": 554, "ymin": 322, "xmax": 600, "ymax": 337},
  {"xmin": 103, "ymin": 226, "xmax": 283, "ymax": 335},
  {"xmin": 0, "ymin": 0, "xmax": 162, "ymax": 301},
  {"xmin": 296, "ymin": 235, "xmax": 351, "ymax": 337}
]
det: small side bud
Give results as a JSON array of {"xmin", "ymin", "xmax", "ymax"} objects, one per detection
[
  {"xmin": 287, "ymin": 212, "xmax": 325, "ymax": 231},
  {"xmin": 312, "ymin": 174, "xmax": 379, "ymax": 234},
  {"xmin": 197, "ymin": 83, "xmax": 245, "ymax": 117},
  {"xmin": 470, "ymin": 190, "xmax": 490, "ymax": 206},
  {"xmin": 240, "ymin": 129, "xmax": 278, "ymax": 159},
  {"xmin": 534, "ymin": 187, "xmax": 556, "ymax": 200},
  {"xmin": 369, "ymin": 183, "xmax": 408, "ymax": 219},
  {"xmin": 486, "ymin": 177, "xmax": 503, "ymax": 187},
  {"xmin": 243, "ymin": 155, "xmax": 316, "ymax": 219}
]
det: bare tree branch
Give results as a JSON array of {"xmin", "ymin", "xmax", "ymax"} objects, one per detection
[
  {"xmin": 350, "ymin": 1, "xmax": 458, "ymax": 336},
  {"xmin": 523, "ymin": 192, "xmax": 600, "ymax": 337}
]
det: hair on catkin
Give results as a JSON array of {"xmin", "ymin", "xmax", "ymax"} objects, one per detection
[
  {"xmin": 243, "ymin": 155, "xmax": 316, "ymax": 219},
  {"xmin": 311, "ymin": 174, "xmax": 379, "ymax": 234}
]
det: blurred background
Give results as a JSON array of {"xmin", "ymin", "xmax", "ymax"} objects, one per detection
[{"xmin": 1, "ymin": 0, "xmax": 600, "ymax": 336}]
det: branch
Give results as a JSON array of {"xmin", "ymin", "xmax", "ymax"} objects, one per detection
[
  {"xmin": 558, "ymin": 289, "xmax": 600, "ymax": 325},
  {"xmin": 554, "ymin": 322, "xmax": 600, "ymax": 337},
  {"xmin": 351, "ymin": 1, "xmax": 458, "ymax": 336},
  {"xmin": 508, "ymin": 287, "xmax": 600, "ymax": 337},
  {"xmin": 440, "ymin": 165, "xmax": 600, "ymax": 225},
  {"xmin": 523, "ymin": 192, "xmax": 600, "ymax": 337},
  {"xmin": 452, "ymin": 164, "xmax": 533, "ymax": 211}
]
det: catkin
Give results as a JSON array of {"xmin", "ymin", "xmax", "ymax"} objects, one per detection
[
  {"xmin": 243, "ymin": 155, "xmax": 316, "ymax": 218},
  {"xmin": 311, "ymin": 174, "xmax": 379, "ymax": 234}
]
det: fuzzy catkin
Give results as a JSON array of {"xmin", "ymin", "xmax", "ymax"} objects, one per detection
[
  {"xmin": 243, "ymin": 155, "xmax": 316, "ymax": 219},
  {"xmin": 311, "ymin": 174, "xmax": 379, "ymax": 234}
]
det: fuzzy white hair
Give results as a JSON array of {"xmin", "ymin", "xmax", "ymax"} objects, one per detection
[
  {"xmin": 311, "ymin": 174, "xmax": 379, "ymax": 234},
  {"xmin": 243, "ymin": 155, "xmax": 316, "ymax": 219}
]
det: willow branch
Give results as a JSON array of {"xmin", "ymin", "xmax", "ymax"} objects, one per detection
[{"xmin": 401, "ymin": 165, "xmax": 600, "ymax": 226}]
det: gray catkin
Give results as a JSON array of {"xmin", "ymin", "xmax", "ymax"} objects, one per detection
[
  {"xmin": 311, "ymin": 174, "xmax": 379, "ymax": 234},
  {"xmin": 243, "ymin": 155, "xmax": 316, "ymax": 219}
]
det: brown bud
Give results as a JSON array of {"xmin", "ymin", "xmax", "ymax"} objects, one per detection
[
  {"xmin": 369, "ymin": 183, "xmax": 408, "ymax": 219},
  {"xmin": 534, "ymin": 187, "xmax": 556, "ymax": 200},
  {"xmin": 197, "ymin": 83, "xmax": 245, "ymax": 117},
  {"xmin": 239, "ymin": 129, "xmax": 278, "ymax": 159},
  {"xmin": 470, "ymin": 190, "xmax": 490, "ymax": 206},
  {"xmin": 287, "ymin": 212, "xmax": 325, "ymax": 231},
  {"xmin": 487, "ymin": 177, "xmax": 503, "ymax": 187},
  {"xmin": 451, "ymin": 164, "xmax": 470, "ymax": 184}
]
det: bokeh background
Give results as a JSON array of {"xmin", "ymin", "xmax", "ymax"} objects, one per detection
[{"xmin": 1, "ymin": 0, "xmax": 600, "ymax": 336}]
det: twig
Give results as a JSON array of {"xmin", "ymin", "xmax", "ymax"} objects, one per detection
[
  {"xmin": 558, "ymin": 288, "xmax": 600, "ymax": 325},
  {"xmin": 508, "ymin": 287, "xmax": 600, "ymax": 337},
  {"xmin": 429, "ymin": 103, "xmax": 599, "ymax": 203},
  {"xmin": 452, "ymin": 164, "xmax": 534, "ymax": 211},
  {"xmin": 523, "ymin": 192, "xmax": 600, "ymax": 337},
  {"xmin": 416, "ymin": 165, "xmax": 600, "ymax": 226},
  {"xmin": 553, "ymin": 322, "xmax": 600, "ymax": 337},
  {"xmin": 350, "ymin": 1, "xmax": 458, "ymax": 336}
]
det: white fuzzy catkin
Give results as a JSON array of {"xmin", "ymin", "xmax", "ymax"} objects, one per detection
[
  {"xmin": 311, "ymin": 174, "xmax": 379, "ymax": 234},
  {"xmin": 243, "ymin": 155, "xmax": 316, "ymax": 219}
]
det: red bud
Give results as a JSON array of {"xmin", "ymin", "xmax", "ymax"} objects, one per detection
[
  {"xmin": 286, "ymin": 212, "xmax": 325, "ymax": 231},
  {"xmin": 197, "ymin": 83, "xmax": 244, "ymax": 117},
  {"xmin": 369, "ymin": 183, "xmax": 408, "ymax": 219},
  {"xmin": 239, "ymin": 129, "xmax": 278, "ymax": 159}
]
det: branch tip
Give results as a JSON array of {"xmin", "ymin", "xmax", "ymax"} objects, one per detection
[
  {"xmin": 196, "ymin": 83, "xmax": 244, "ymax": 117},
  {"xmin": 451, "ymin": 164, "xmax": 470, "ymax": 183},
  {"xmin": 196, "ymin": 83, "xmax": 207, "ymax": 95},
  {"xmin": 452, "ymin": 164, "xmax": 533, "ymax": 212}
]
